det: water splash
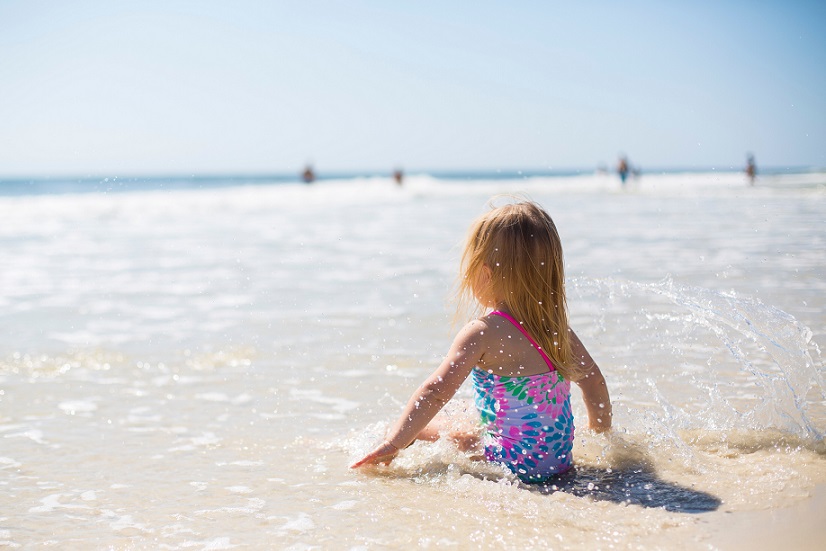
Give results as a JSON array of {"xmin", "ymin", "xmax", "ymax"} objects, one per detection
[{"xmin": 570, "ymin": 277, "xmax": 825, "ymax": 445}]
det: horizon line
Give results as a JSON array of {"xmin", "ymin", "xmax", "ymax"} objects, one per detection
[{"xmin": 1, "ymin": 164, "xmax": 822, "ymax": 183}]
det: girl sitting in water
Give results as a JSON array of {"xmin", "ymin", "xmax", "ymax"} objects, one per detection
[{"xmin": 351, "ymin": 199, "xmax": 611, "ymax": 482}]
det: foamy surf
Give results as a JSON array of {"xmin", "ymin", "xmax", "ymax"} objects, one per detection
[{"xmin": 1, "ymin": 171, "xmax": 823, "ymax": 548}]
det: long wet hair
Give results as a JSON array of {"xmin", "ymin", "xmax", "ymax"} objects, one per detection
[{"xmin": 457, "ymin": 198, "xmax": 578, "ymax": 380}]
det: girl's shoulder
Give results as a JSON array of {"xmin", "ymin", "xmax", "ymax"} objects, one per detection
[
  {"xmin": 447, "ymin": 318, "xmax": 497, "ymax": 360},
  {"xmin": 477, "ymin": 312, "xmax": 513, "ymax": 332},
  {"xmin": 465, "ymin": 313, "xmax": 514, "ymax": 343},
  {"xmin": 456, "ymin": 316, "xmax": 499, "ymax": 342},
  {"xmin": 459, "ymin": 317, "xmax": 492, "ymax": 336},
  {"xmin": 453, "ymin": 314, "xmax": 513, "ymax": 352}
]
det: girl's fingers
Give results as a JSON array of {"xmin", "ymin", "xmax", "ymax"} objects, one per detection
[
  {"xmin": 350, "ymin": 443, "xmax": 399, "ymax": 468},
  {"xmin": 350, "ymin": 450, "xmax": 382, "ymax": 468},
  {"xmin": 350, "ymin": 452, "xmax": 379, "ymax": 468},
  {"xmin": 350, "ymin": 452, "xmax": 386, "ymax": 468}
]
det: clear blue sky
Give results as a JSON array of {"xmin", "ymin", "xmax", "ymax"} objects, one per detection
[{"xmin": 1, "ymin": 0, "xmax": 824, "ymax": 176}]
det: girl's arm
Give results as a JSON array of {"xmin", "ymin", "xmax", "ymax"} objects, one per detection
[
  {"xmin": 350, "ymin": 320, "xmax": 487, "ymax": 468},
  {"xmin": 570, "ymin": 329, "xmax": 612, "ymax": 433}
]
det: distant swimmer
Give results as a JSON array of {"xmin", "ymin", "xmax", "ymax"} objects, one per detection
[
  {"xmin": 393, "ymin": 168, "xmax": 404, "ymax": 186},
  {"xmin": 617, "ymin": 155, "xmax": 630, "ymax": 186},
  {"xmin": 302, "ymin": 164, "xmax": 315, "ymax": 184},
  {"xmin": 745, "ymin": 154, "xmax": 756, "ymax": 186}
]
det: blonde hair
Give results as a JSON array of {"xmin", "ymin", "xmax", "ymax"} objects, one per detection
[{"xmin": 457, "ymin": 198, "xmax": 578, "ymax": 380}]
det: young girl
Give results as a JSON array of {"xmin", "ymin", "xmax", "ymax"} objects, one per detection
[{"xmin": 351, "ymin": 199, "xmax": 611, "ymax": 482}]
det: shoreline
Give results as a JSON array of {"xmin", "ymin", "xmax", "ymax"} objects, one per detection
[{"xmin": 702, "ymin": 483, "xmax": 826, "ymax": 550}]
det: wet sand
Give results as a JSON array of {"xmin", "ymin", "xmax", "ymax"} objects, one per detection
[{"xmin": 704, "ymin": 483, "xmax": 826, "ymax": 550}]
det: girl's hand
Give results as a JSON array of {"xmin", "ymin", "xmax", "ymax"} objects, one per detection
[
  {"xmin": 588, "ymin": 422, "xmax": 612, "ymax": 434},
  {"xmin": 350, "ymin": 441, "xmax": 401, "ymax": 468}
]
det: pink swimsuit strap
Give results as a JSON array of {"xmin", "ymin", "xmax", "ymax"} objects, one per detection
[{"xmin": 489, "ymin": 310, "xmax": 556, "ymax": 372}]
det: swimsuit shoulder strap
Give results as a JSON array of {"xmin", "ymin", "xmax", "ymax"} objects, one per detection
[{"xmin": 489, "ymin": 310, "xmax": 556, "ymax": 372}]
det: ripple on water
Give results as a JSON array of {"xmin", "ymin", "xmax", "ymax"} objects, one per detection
[
  {"xmin": 57, "ymin": 400, "xmax": 98, "ymax": 415},
  {"xmin": 275, "ymin": 512, "xmax": 315, "ymax": 534}
]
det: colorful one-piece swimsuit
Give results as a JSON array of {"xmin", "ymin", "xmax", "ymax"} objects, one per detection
[{"xmin": 472, "ymin": 311, "xmax": 574, "ymax": 482}]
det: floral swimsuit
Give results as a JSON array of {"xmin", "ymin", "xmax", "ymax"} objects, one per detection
[{"xmin": 472, "ymin": 311, "xmax": 574, "ymax": 482}]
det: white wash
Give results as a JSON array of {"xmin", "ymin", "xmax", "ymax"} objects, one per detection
[{"xmin": 0, "ymin": 171, "xmax": 824, "ymax": 549}]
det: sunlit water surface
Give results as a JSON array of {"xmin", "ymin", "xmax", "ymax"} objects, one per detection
[{"xmin": 1, "ymin": 172, "xmax": 824, "ymax": 549}]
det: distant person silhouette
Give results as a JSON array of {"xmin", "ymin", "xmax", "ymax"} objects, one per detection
[
  {"xmin": 393, "ymin": 168, "xmax": 404, "ymax": 186},
  {"xmin": 745, "ymin": 154, "xmax": 756, "ymax": 186},
  {"xmin": 617, "ymin": 155, "xmax": 630, "ymax": 186},
  {"xmin": 302, "ymin": 165, "xmax": 315, "ymax": 184}
]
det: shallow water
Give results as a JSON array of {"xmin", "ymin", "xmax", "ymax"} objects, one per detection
[{"xmin": 1, "ymin": 171, "xmax": 825, "ymax": 549}]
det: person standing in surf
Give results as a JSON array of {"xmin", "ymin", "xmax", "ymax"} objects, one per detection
[
  {"xmin": 745, "ymin": 153, "xmax": 757, "ymax": 186},
  {"xmin": 351, "ymin": 198, "xmax": 612, "ymax": 482},
  {"xmin": 617, "ymin": 155, "xmax": 630, "ymax": 187}
]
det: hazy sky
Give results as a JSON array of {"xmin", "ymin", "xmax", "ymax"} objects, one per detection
[{"xmin": 1, "ymin": 0, "xmax": 824, "ymax": 176}]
